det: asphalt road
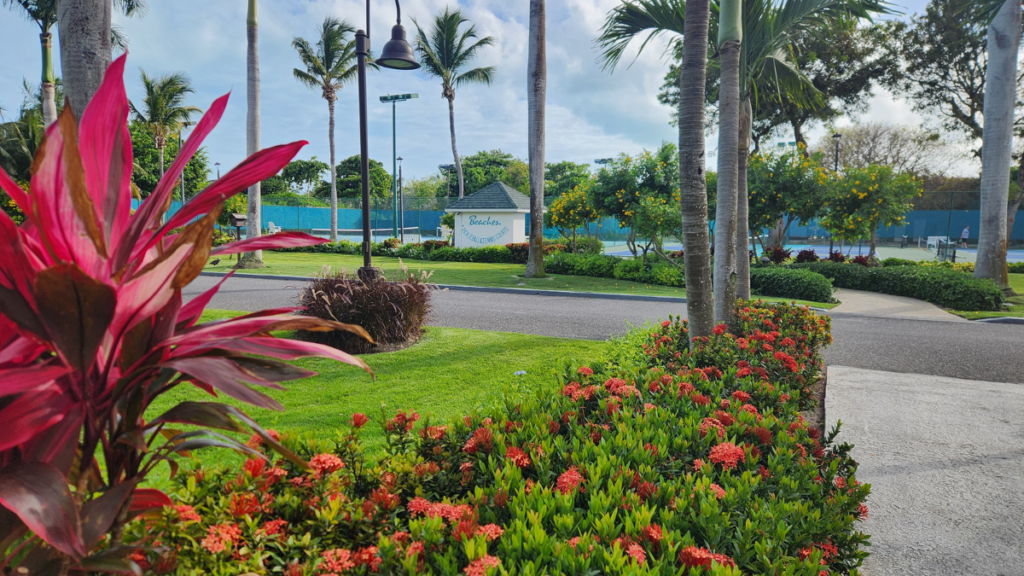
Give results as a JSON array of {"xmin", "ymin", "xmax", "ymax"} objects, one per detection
[{"xmin": 185, "ymin": 274, "xmax": 1024, "ymax": 384}]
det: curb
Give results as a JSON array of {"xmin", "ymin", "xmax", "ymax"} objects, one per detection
[
  {"xmin": 198, "ymin": 271, "xmax": 689, "ymax": 304},
  {"xmin": 974, "ymin": 317, "xmax": 1024, "ymax": 325}
]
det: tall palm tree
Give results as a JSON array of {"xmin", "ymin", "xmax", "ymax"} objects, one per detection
[
  {"xmin": 715, "ymin": 0, "xmax": 742, "ymax": 326},
  {"xmin": 976, "ymin": 0, "xmax": 1022, "ymax": 289},
  {"xmin": 525, "ymin": 0, "xmax": 547, "ymax": 278},
  {"xmin": 242, "ymin": 0, "xmax": 263, "ymax": 268},
  {"xmin": 7, "ymin": 0, "xmax": 145, "ymax": 126},
  {"xmin": 293, "ymin": 17, "xmax": 360, "ymax": 243},
  {"xmin": 129, "ymin": 70, "xmax": 200, "ymax": 179},
  {"xmin": 413, "ymin": 7, "xmax": 495, "ymax": 200}
]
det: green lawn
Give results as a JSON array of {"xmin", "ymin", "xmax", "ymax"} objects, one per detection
[
  {"xmin": 146, "ymin": 319, "xmax": 608, "ymax": 453},
  {"xmin": 953, "ymin": 273, "xmax": 1024, "ymax": 320},
  {"xmin": 206, "ymin": 251, "xmax": 838, "ymax": 308}
]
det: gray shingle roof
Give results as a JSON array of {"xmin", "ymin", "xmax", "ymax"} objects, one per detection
[{"xmin": 445, "ymin": 181, "xmax": 531, "ymax": 211}]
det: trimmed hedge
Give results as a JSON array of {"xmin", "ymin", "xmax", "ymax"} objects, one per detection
[
  {"xmin": 546, "ymin": 252, "xmax": 686, "ymax": 287},
  {"xmin": 750, "ymin": 267, "xmax": 838, "ymax": 304},
  {"xmin": 279, "ymin": 241, "xmax": 567, "ymax": 265},
  {"xmin": 1008, "ymin": 262, "xmax": 1024, "ymax": 274},
  {"xmin": 791, "ymin": 261, "xmax": 1004, "ymax": 311},
  {"xmin": 127, "ymin": 302, "xmax": 871, "ymax": 576}
]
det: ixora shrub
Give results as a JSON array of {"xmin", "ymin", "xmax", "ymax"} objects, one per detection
[
  {"xmin": 0, "ymin": 56, "xmax": 373, "ymax": 573},
  {"xmin": 791, "ymin": 262, "xmax": 1004, "ymax": 311},
  {"xmin": 127, "ymin": 302, "xmax": 868, "ymax": 576},
  {"xmin": 750, "ymin": 267, "xmax": 838, "ymax": 304},
  {"xmin": 296, "ymin": 265, "xmax": 434, "ymax": 354}
]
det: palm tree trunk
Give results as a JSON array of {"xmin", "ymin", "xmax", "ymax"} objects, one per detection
[
  {"xmin": 976, "ymin": 0, "xmax": 1020, "ymax": 288},
  {"xmin": 525, "ymin": 0, "xmax": 547, "ymax": 279},
  {"xmin": 448, "ymin": 97, "xmax": 465, "ymax": 199},
  {"xmin": 736, "ymin": 96, "xmax": 752, "ymax": 300},
  {"xmin": 241, "ymin": 0, "xmax": 264, "ymax": 268},
  {"xmin": 714, "ymin": 38, "xmax": 741, "ymax": 326},
  {"xmin": 328, "ymin": 97, "xmax": 338, "ymax": 242},
  {"xmin": 679, "ymin": 0, "xmax": 713, "ymax": 342},
  {"xmin": 40, "ymin": 33, "xmax": 57, "ymax": 127},
  {"xmin": 56, "ymin": 0, "xmax": 112, "ymax": 122},
  {"xmin": 158, "ymin": 145, "xmax": 165, "ymax": 178}
]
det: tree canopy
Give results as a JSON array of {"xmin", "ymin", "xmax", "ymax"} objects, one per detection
[
  {"xmin": 314, "ymin": 155, "xmax": 392, "ymax": 199},
  {"xmin": 282, "ymin": 157, "xmax": 328, "ymax": 195},
  {"xmin": 129, "ymin": 120, "xmax": 209, "ymax": 200},
  {"xmin": 460, "ymin": 149, "xmax": 529, "ymax": 196}
]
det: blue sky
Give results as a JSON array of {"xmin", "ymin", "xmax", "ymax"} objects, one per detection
[{"xmin": 0, "ymin": 0, "xmax": 942, "ymax": 181}]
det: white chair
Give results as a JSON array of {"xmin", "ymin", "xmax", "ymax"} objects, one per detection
[{"xmin": 267, "ymin": 221, "xmax": 282, "ymax": 234}]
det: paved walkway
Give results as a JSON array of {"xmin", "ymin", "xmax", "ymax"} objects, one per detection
[
  {"xmin": 827, "ymin": 366, "xmax": 1024, "ymax": 575},
  {"xmin": 831, "ymin": 289, "xmax": 968, "ymax": 322}
]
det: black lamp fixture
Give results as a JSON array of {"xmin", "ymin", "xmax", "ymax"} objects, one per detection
[
  {"xmin": 356, "ymin": 0, "xmax": 419, "ymax": 280},
  {"xmin": 832, "ymin": 132, "xmax": 842, "ymax": 173}
]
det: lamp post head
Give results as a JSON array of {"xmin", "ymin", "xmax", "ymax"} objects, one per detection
[
  {"xmin": 378, "ymin": 24, "xmax": 420, "ymax": 70},
  {"xmin": 832, "ymin": 133, "xmax": 842, "ymax": 141}
]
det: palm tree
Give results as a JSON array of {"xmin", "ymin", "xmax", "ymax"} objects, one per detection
[
  {"xmin": 715, "ymin": 0, "xmax": 742, "ymax": 326},
  {"xmin": 976, "ymin": 0, "xmax": 1021, "ymax": 290},
  {"xmin": 525, "ymin": 0, "xmax": 547, "ymax": 278},
  {"xmin": 293, "ymin": 17, "xmax": 360, "ymax": 243},
  {"xmin": 413, "ymin": 7, "xmax": 495, "ymax": 200},
  {"xmin": 129, "ymin": 70, "xmax": 200, "ymax": 179},
  {"xmin": 242, "ymin": 0, "xmax": 263, "ymax": 268},
  {"xmin": 7, "ymin": 0, "xmax": 145, "ymax": 126}
]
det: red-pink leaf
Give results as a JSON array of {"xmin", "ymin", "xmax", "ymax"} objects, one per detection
[
  {"xmin": 0, "ymin": 363, "xmax": 70, "ymax": 397},
  {"xmin": 78, "ymin": 53, "xmax": 133, "ymax": 244},
  {"xmin": 163, "ymin": 141, "xmax": 307, "ymax": 231},
  {"xmin": 127, "ymin": 488, "xmax": 171, "ymax": 513},
  {"xmin": 0, "ymin": 462, "xmax": 85, "ymax": 558},
  {"xmin": 210, "ymin": 231, "xmax": 328, "ymax": 256},
  {"xmin": 80, "ymin": 482, "xmax": 135, "ymax": 550},
  {"xmin": 215, "ymin": 336, "xmax": 371, "ymax": 373},
  {"xmin": 0, "ymin": 386, "xmax": 68, "ymax": 452},
  {"xmin": 162, "ymin": 357, "xmax": 285, "ymax": 410},
  {"xmin": 0, "ymin": 165, "xmax": 30, "ymax": 214},
  {"xmin": 33, "ymin": 263, "xmax": 117, "ymax": 374}
]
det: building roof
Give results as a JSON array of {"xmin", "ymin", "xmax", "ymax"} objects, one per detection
[{"xmin": 445, "ymin": 181, "xmax": 532, "ymax": 212}]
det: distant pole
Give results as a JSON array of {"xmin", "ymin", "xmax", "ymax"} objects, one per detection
[
  {"xmin": 392, "ymin": 100, "xmax": 397, "ymax": 237},
  {"xmin": 830, "ymin": 133, "xmax": 842, "ymax": 255},
  {"xmin": 398, "ymin": 157, "xmax": 404, "ymax": 243}
]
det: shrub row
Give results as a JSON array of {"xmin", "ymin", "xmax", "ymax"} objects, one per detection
[
  {"xmin": 1010, "ymin": 262, "xmax": 1024, "ymax": 274},
  {"xmin": 545, "ymin": 252, "xmax": 686, "ymax": 287},
  {"xmin": 128, "ymin": 302, "xmax": 870, "ymax": 576},
  {"xmin": 881, "ymin": 258, "xmax": 976, "ymax": 274},
  {"xmin": 750, "ymin": 267, "xmax": 838, "ymax": 304},
  {"xmin": 790, "ymin": 261, "xmax": 1004, "ymax": 311},
  {"xmin": 278, "ymin": 241, "xmax": 573, "ymax": 265}
]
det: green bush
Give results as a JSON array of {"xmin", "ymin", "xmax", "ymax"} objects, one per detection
[
  {"xmin": 791, "ymin": 262, "xmax": 1004, "ymax": 311},
  {"xmin": 750, "ymin": 267, "xmax": 837, "ymax": 304},
  {"xmin": 1010, "ymin": 262, "xmax": 1024, "ymax": 274},
  {"xmin": 613, "ymin": 257, "xmax": 647, "ymax": 282},
  {"xmin": 544, "ymin": 252, "xmax": 620, "ymax": 278},
  {"xmin": 427, "ymin": 245, "xmax": 514, "ymax": 264},
  {"xmin": 570, "ymin": 235, "xmax": 605, "ymax": 255},
  {"xmin": 881, "ymin": 258, "xmax": 918, "ymax": 267}
]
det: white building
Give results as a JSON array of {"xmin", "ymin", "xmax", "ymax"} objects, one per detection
[{"xmin": 445, "ymin": 182, "xmax": 542, "ymax": 248}]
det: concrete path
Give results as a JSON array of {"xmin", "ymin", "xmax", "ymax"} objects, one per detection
[
  {"xmin": 831, "ymin": 289, "xmax": 968, "ymax": 322},
  {"xmin": 827, "ymin": 366, "xmax": 1024, "ymax": 576}
]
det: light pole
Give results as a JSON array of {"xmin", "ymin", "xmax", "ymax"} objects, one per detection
[
  {"xmin": 380, "ymin": 93, "xmax": 418, "ymax": 238},
  {"xmin": 830, "ymin": 133, "xmax": 842, "ymax": 255},
  {"xmin": 356, "ymin": 0, "xmax": 420, "ymax": 279},
  {"xmin": 398, "ymin": 156, "xmax": 404, "ymax": 243},
  {"xmin": 214, "ymin": 162, "xmax": 221, "ymax": 180},
  {"xmin": 439, "ymin": 164, "xmax": 455, "ymax": 198}
]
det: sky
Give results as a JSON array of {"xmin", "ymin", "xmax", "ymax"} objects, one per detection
[{"xmin": 0, "ymin": 0, "xmax": 955, "ymax": 182}]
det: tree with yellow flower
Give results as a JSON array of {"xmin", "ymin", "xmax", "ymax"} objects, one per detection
[
  {"xmin": 547, "ymin": 183, "xmax": 602, "ymax": 253},
  {"xmin": 821, "ymin": 165, "xmax": 922, "ymax": 263}
]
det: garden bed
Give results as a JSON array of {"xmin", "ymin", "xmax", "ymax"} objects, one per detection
[{"xmin": 131, "ymin": 302, "xmax": 868, "ymax": 575}]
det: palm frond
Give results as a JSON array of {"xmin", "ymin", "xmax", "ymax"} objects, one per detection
[
  {"xmin": 293, "ymin": 17, "xmax": 359, "ymax": 97},
  {"xmin": 454, "ymin": 66, "xmax": 495, "ymax": 88},
  {"xmin": 596, "ymin": 0, "xmax": 687, "ymax": 71},
  {"xmin": 413, "ymin": 7, "xmax": 494, "ymax": 96}
]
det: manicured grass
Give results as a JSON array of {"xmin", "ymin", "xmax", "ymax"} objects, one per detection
[
  {"xmin": 146, "ymin": 317, "xmax": 608, "ymax": 452},
  {"xmin": 205, "ymin": 251, "xmax": 838, "ymax": 308},
  {"xmin": 953, "ymin": 273, "xmax": 1024, "ymax": 320}
]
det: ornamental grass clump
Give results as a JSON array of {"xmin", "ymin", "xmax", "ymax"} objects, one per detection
[
  {"xmin": 125, "ymin": 301, "xmax": 868, "ymax": 576},
  {"xmin": 0, "ymin": 56, "xmax": 373, "ymax": 574},
  {"xmin": 296, "ymin": 264, "xmax": 433, "ymax": 354}
]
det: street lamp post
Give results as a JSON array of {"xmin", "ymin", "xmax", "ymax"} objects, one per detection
[
  {"xmin": 380, "ymin": 93, "xmax": 418, "ymax": 238},
  {"xmin": 356, "ymin": 0, "xmax": 420, "ymax": 280},
  {"xmin": 214, "ymin": 162, "xmax": 221, "ymax": 179},
  {"xmin": 439, "ymin": 164, "xmax": 455, "ymax": 198},
  {"xmin": 830, "ymin": 133, "xmax": 842, "ymax": 255},
  {"xmin": 398, "ymin": 156, "xmax": 404, "ymax": 243}
]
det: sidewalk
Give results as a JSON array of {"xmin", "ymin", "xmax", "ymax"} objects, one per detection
[
  {"xmin": 830, "ymin": 289, "xmax": 967, "ymax": 322},
  {"xmin": 827, "ymin": 366, "xmax": 1024, "ymax": 575}
]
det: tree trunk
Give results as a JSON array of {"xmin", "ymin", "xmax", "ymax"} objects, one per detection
[
  {"xmin": 976, "ymin": 0, "xmax": 1020, "ymax": 288},
  {"xmin": 240, "ymin": 0, "xmax": 264, "ymax": 268},
  {"xmin": 525, "ymin": 0, "xmax": 547, "ymax": 279},
  {"xmin": 40, "ymin": 33, "xmax": 58, "ymax": 127},
  {"xmin": 56, "ymin": 0, "xmax": 111, "ymax": 122},
  {"xmin": 158, "ymin": 144, "xmax": 165, "ymax": 178},
  {"xmin": 791, "ymin": 120, "xmax": 808, "ymax": 157},
  {"xmin": 328, "ymin": 97, "xmax": 338, "ymax": 242},
  {"xmin": 736, "ymin": 96, "xmax": 752, "ymax": 300},
  {"xmin": 714, "ymin": 39, "xmax": 741, "ymax": 326},
  {"xmin": 448, "ymin": 97, "xmax": 465, "ymax": 199},
  {"xmin": 869, "ymin": 223, "xmax": 879, "ymax": 261},
  {"xmin": 679, "ymin": 0, "xmax": 714, "ymax": 342}
]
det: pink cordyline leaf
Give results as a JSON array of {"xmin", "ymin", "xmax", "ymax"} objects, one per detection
[
  {"xmin": 162, "ymin": 357, "xmax": 286, "ymax": 410},
  {"xmin": 177, "ymin": 271, "xmax": 235, "ymax": 327},
  {"xmin": 0, "ymin": 164, "xmax": 30, "ymax": 212},
  {"xmin": 0, "ymin": 462, "xmax": 85, "ymax": 558},
  {"xmin": 0, "ymin": 364, "xmax": 70, "ymax": 396},
  {"xmin": 211, "ymin": 231, "xmax": 328, "ymax": 256},
  {"xmin": 0, "ymin": 386, "xmax": 68, "ymax": 452},
  {"xmin": 127, "ymin": 489, "xmax": 172, "ymax": 513}
]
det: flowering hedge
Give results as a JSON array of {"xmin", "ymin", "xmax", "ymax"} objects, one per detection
[{"xmin": 126, "ymin": 302, "xmax": 867, "ymax": 576}]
